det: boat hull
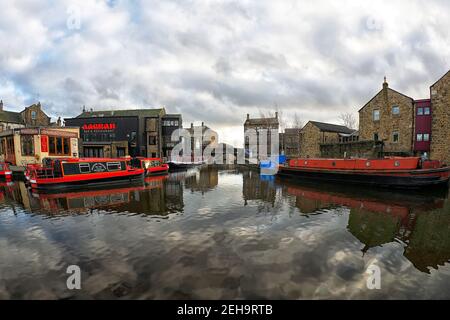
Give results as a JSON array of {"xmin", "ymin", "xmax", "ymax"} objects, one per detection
[
  {"xmin": 30, "ymin": 171, "xmax": 145, "ymax": 192},
  {"xmin": 278, "ymin": 166, "xmax": 450, "ymax": 189}
]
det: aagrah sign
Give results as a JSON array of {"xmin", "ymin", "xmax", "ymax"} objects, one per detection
[{"xmin": 82, "ymin": 123, "xmax": 116, "ymax": 131}]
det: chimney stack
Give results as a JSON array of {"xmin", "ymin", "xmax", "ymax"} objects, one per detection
[
  {"xmin": 57, "ymin": 116, "xmax": 62, "ymax": 127},
  {"xmin": 275, "ymin": 111, "xmax": 278, "ymax": 119},
  {"xmin": 201, "ymin": 122, "xmax": 204, "ymax": 127},
  {"xmin": 191, "ymin": 122, "xmax": 193, "ymax": 129},
  {"xmin": 383, "ymin": 76, "xmax": 388, "ymax": 90},
  {"xmin": 82, "ymin": 105, "xmax": 86, "ymax": 113},
  {"xmin": 0, "ymin": 100, "xmax": 3, "ymax": 111},
  {"xmin": 246, "ymin": 113, "xmax": 250, "ymax": 120}
]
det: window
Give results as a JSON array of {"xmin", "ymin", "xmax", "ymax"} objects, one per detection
[
  {"xmin": 31, "ymin": 111, "xmax": 37, "ymax": 120},
  {"xmin": 79, "ymin": 163, "xmax": 90, "ymax": 173},
  {"xmin": 416, "ymin": 134, "xmax": 423, "ymax": 142},
  {"xmin": 373, "ymin": 109, "xmax": 380, "ymax": 121},
  {"xmin": 424, "ymin": 133, "xmax": 430, "ymax": 141},
  {"xmin": 148, "ymin": 135, "xmax": 157, "ymax": 145},
  {"xmin": 392, "ymin": 106, "xmax": 400, "ymax": 115},
  {"xmin": 373, "ymin": 133, "xmax": 379, "ymax": 141},
  {"xmin": 107, "ymin": 162, "xmax": 121, "ymax": 171},
  {"xmin": 393, "ymin": 131, "xmax": 399, "ymax": 143},
  {"xmin": 417, "ymin": 107, "xmax": 423, "ymax": 115},
  {"xmin": 424, "ymin": 107, "xmax": 430, "ymax": 115},
  {"xmin": 21, "ymin": 135, "xmax": 34, "ymax": 156},
  {"xmin": 49, "ymin": 136, "xmax": 71, "ymax": 156}
]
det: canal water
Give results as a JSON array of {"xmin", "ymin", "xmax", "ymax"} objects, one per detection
[{"xmin": 0, "ymin": 167, "xmax": 449, "ymax": 299}]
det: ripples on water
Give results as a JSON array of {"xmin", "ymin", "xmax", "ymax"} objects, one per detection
[{"xmin": 0, "ymin": 166, "xmax": 449, "ymax": 299}]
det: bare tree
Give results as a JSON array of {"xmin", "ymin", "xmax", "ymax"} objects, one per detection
[
  {"xmin": 339, "ymin": 112, "xmax": 357, "ymax": 130},
  {"xmin": 291, "ymin": 112, "xmax": 303, "ymax": 129}
]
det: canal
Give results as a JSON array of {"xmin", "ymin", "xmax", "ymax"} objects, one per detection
[{"xmin": 0, "ymin": 166, "xmax": 450, "ymax": 299}]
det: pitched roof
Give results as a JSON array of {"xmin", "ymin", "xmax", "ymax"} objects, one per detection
[
  {"xmin": 0, "ymin": 110, "xmax": 24, "ymax": 124},
  {"xmin": 431, "ymin": 69, "xmax": 450, "ymax": 88},
  {"xmin": 74, "ymin": 108, "xmax": 165, "ymax": 118},
  {"xmin": 358, "ymin": 87, "xmax": 414, "ymax": 112},
  {"xmin": 309, "ymin": 121, "xmax": 355, "ymax": 134},
  {"xmin": 244, "ymin": 117, "xmax": 279, "ymax": 126}
]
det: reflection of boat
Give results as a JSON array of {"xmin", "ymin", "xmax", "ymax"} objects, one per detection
[
  {"xmin": 29, "ymin": 158, "xmax": 144, "ymax": 191},
  {"xmin": 279, "ymin": 157, "xmax": 450, "ymax": 189},
  {"xmin": 131, "ymin": 157, "xmax": 169, "ymax": 176},
  {"xmin": 168, "ymin": 160, "xmax": 206, "ymax": 171},
  {"xmin": 0, "ymin": 162, "xmax": 12, "ymax": 180}
]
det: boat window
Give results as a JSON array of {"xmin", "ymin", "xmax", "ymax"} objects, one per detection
[
  {"xmin": 107, "ymin": 162, "xmax": 121, "ymax": 171},
  {"xmin": 79, "ymin": 163, "xmax": 90, "ymax": 173}
]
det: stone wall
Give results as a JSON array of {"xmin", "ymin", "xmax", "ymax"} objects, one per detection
[
  {"xmin": 430, "ymin": 71, "xmax": 450, "ymax": 164},
  {"xmin": 320, "ymin": 140, "xmax": 382, "ymax": 158},
  {"xmin": 21, "ymin": 103, "xmax": 50, "ymax": 126},
  {"xmin": 358, "ymin": 82, "xmax": 414, "ymax": 155}
]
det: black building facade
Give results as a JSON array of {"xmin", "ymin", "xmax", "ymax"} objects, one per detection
[{"xmin": 65, "ymin": 108, "xmax": 181, "ymax": 159}]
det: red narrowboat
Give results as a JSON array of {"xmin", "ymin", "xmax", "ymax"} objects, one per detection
[
  {"xmin": 278, "ymin": 157, "xmax": 450, "ymax": 189},
  {"xmin": 0, "ymin": 162, "xmax": 12, "ymax": 180},
  {"xmin": 29, "ymin": 158, "xmax": 145, "ymax": 191},
  {"xmin": 131, "ymin": 157, "xmax": 169, "ymax": 176}
]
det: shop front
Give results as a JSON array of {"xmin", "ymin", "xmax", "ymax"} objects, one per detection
[{"xmin": 0, "ymin": 127, "xmax": 80, "ymax": 169}]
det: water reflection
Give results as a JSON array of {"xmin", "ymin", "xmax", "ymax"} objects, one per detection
[{"xmin": 0, "ymin": 168, "xmax": 449, "ymax": 299}]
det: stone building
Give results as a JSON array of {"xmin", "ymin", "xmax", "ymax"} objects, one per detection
[
  {"xmin": 0, "ymin": 101, "xmax": 51, "ymax": 131},
  {"xmin": 358, "ymin": 78, "xmax": 415, "ymax": 156},
  {"xmin": 185, "ymin": 122, "xmax": 218, "ymax": 162},
  {"xmin": 299, "ymin": 121, "xmax": 354, "ymax": 158},
  {"xmin": 283, "ymin": 128, "xmax": 302, "ymax": 159},
  {"xmin": 430, "ymin": 70, "xmax": 450, "ymax": 165},
  {"xmin": 244, "ymin": 113, "xmax": 279, "ymax": 162}
]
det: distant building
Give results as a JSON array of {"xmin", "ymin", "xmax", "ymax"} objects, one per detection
[
  {"xmin": 65, "ymin": 107, "xmax": 173, "ymax": 158},
  {"xmin": 184, "ymin": 122, "xmax": 218, "ymax": 162},
  {"xmin": 283, "ymin": 128, "xmax": 302, "ymax": 159},
  {"xmin": 299, "ymin": 121, "xmax": 354, "ymax": 158},
  {"xmin": 358, "ymin": 78, "xmax": 415, "ymax": 156},
  {"xmin": 0, "ymin": 101, "xmax": 51, "ymax": 131},
  {"xmin": 244, "ymin": 113, "xmax": 279, "ymax": 162},
  {"xmin": 161, "ymin": 114, "xmax": 182, "ymax": 160}
]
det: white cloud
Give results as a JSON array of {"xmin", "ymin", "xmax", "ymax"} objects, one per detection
[{"xmin": 1, "ymin": 0, "xmax": 450, "ymax": 145}]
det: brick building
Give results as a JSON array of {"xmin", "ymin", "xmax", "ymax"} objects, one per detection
[
  {"xmin": 299, "ymin": 121, "xmax": 354, "ymax": 158},
  {"xmin": 430, "ymin": 70, "xmax": 450, "ymax": 165},
  {"xmin": 244, "ymin": 113, "xmax": 279, "ymax": 162},
  {"xmin": 0, "ymin": 101, "xmax": 51, "ymax": 131},
  {"xmin": 358, "ymin": 78, "xmax": 415, "ymax": 156}
]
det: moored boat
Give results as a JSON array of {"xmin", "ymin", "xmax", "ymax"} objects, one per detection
[
  {"xmin": 278, "ymin": 157, "xmax": 450, "ymax": 189},
  {"xmin": 131, "ymin": 157, "xmax": 169, "ymax": 176},
  {"xmin": 0, "ymin": 162, "xmax": 12, "ymax": 180},
  {"xmin": 29, "ymin": 157, "xmax": 145, "ymax": 191}
]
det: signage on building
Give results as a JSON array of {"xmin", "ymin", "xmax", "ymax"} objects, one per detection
[
  {"xmin": 82, "ymin": 123, "xmax": 116, "ymax": 131},
  {"xmin": 40, "ymin": 129, "xmax": 79, "ymax": 138},
  {"xmin": 19, "ymin": 128, "xmax": 39, "ymax": 135},
  {"xmin": 41, "ymin": 135, "xmax": 48, "ymax": 152}
]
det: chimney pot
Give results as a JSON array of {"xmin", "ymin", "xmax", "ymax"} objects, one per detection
[
  {"xmin": 201, "ymin": 122, "xmax": 204, "ymax": 127},
  {"xmin": 275, "ymin": 111, "xmax": 278, "ymax": 119},
  {"xmin": 0, "ymin": 100, "xmax": 3, "ymax": 111},
  {"xmin": 246, "ymin": 113, "xmax": 249, "ymax": 120}
]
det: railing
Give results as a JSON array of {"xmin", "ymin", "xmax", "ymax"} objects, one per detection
[{"xmin": 33, "ymin": 168, "xmax": 56, "ymax": 179}]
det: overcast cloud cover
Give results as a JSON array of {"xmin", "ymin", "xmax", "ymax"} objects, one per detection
[{"xmin": 1, "ymin": 0, "xmax": 450, "ymax": 146}]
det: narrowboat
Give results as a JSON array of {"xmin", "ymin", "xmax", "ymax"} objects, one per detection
[
  {"xmin": 131, "ymin": 157, "xmax": 169, "ymax": 176},
  {"xmin": 28, "ymin": 158, "xmax": 145, "ymax": 191},
  {"xmin": 0, "ymin": 162, "xmax": 12, "ymax": 180},
  {"xmin": 278, "ymin": 157, "xmax": 450, "ymax": 189}
]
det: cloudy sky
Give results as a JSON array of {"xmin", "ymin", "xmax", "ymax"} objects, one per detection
[{"xmin": 1, "ymin": 0, "xmax": 450, "ymax": 146}]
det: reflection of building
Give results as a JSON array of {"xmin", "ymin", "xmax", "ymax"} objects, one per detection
[
  {"xmin": 65, "ymin": 107, "xmax": 181, "ymax": 158},
  {"xmin": 244, "ymin": 113, "xmax": 279, "ymax": 161},
  {"xmin": 0, "ymin": 101, "xmax": 51, "ymax": 131},
  {"xmin": 0, "ymin": 127, "xmax": 80, "ymax": 167},
  {"xmin": 242, "ymin": 169, "xmax": 276, "ymax": 205},
  {"xmin": 184, "ymin": 167, "xmax": 219, "ymax": 193}
]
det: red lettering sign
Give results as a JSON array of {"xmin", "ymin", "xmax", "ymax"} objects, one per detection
[
  {"xmin": 41, "ymin": 135, "xmax": 48, "ymax": 152},
  {"xmin": 82, "ymin": 123, "xmax": 116, "ymax": 131}
]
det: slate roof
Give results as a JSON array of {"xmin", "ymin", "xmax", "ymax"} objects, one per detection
[
  {"xmin": 309, "ymin": 121, "xmax": 355, "ymax": 134},
  {"xmin": 0, "ymin": 110, "xmax": 25, "ymax": 124},
  {"xmin": 74, "ymin": 108, "xmax": 165, "ymax": 118},
  {"xmin": 244, "ymin": 117, "xmax": 279, "ymax": 126}
]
